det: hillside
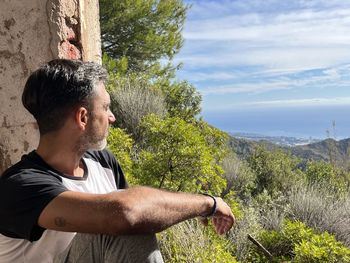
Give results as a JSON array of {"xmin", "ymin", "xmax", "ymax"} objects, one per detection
[
  {"xmin": 291, "ymin": 138, "xmax": 350, "ymax": 164},
  {"xmin": 229, "ymin": 135, "xmax": 350, "ymax": 168},
  {"xmin": 228, "ymin": 136, "xmax": 278, "ymax": 158}
]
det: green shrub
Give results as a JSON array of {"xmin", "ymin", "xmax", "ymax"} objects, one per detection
[
  {"xmin": 248, "ymin": 220, "xmax": 350, "ymax": 263},
  {"xmin": 305, "ymin": 161, "xmax": 350, "ymax": 195},
  {"xmin": 252, "ymin": 189, "xmax": 289, "ymax": 231},
  {"xmin": 134, "ymin": 114, "xmax": 226, "ymax": 193},
  {"xmin": 107, "ymin": 127, "xmax": 136, "ymax": 184},
  {"xmin": 294, "ymin": 232, "xmax": 350, "ymax": 263},
  {"xmin": 247, "ymin": 147, "xmax": 304, "ymax": 196}
]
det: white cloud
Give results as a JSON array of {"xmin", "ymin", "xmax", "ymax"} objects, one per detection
[
  {"xmin": 177, "ymin": 71, "xmax": 242, "ymax": 82},
  {"xmin": 177, "ymin": 0, "xmax": 350, "ymax": 116},
  {"xmin": 197, "ymin": 63, "xmax": 350, "ymax": 95},
  {"xmin": 204, "ymin": 97, "xmax": 350, "ymax": 111},
  {"xmin": 201, "ymin": 81, "xmax": 292, "ymax": 95},
  {"xmin": 184, "ymin": 7, "xmax": 350, "ymax": 41},
  {"xmin": 245, "ymin": 97, "xmax": 350, "ymax": 107},
  {"xmin": 178, "ymin": 3, "xmax": 350, "ymax": 76},
  {"xmin": 178, "ymin": 47, "xmax": 350, "ymax": 74}
]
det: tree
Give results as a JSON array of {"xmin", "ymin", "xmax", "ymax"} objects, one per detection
[
  {"xmin": 99, "ymin": 0, "xmax": 187, "ymax": 74},
  {"xmin": 162, "ymin": 80, "xmax": 202, "ymax": 122},
  {"xmin": 133, "ymin": 114, "xmax": 226, "ymax": 193},
  {"xmin": 247, "ymin": 147, "xmax": 304, "ymax": 196}
]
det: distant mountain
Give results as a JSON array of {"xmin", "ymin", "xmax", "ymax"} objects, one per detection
[
  {"xmin": 228, "ymin": 136, "xmax": 279, "ymax": 158},
  {"xmin": 228, "ymin": 134, "xmax": 350, "ymax": 168},
  {"xmin": 291, "ymin": 138, "xmax": 350, "ymax": 164}
]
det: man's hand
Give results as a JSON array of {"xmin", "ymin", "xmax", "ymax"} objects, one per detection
[
  {"xmin": 213, "ymin": 197, "xmax": 235, "ymax": 234},
  {"xmin": 199, "ymin": 197, "xmax": 235, "ymax": 235}
]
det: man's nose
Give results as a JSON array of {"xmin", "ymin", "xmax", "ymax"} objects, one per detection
[{"xmin": 108, "ymin": 110, "xmax": 116, "ymax": 124}]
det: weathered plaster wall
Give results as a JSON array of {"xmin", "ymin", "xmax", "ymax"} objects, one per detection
[
  {"xmin": 0, "ymin": 0, "xmax": 102, "ymax": 173},
  {"xmin": 80, "ymin": 0, "xmax": 102, "ymax": 63}
]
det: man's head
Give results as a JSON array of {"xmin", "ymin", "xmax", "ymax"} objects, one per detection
[
  {"xmin": 22, "ymin": 59, "xmax": 115, "ymax": 151},
  {"xmin": 22, "ymin": 59, "xmax": 108, "ymax": 135}
]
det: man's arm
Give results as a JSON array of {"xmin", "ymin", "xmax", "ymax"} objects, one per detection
[{"xmin": 38, "ymin": 186, "xmax": 234, "ymax": 235}]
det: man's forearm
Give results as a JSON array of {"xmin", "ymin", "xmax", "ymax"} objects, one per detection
[
  {"xmin": 106, "ymin": 186, "xmax": 215, "ymax": 234},
  {"xmin": 38, "ymin": 186, "xmax": 234, "ymax": 236},
  {"xmin": 105, "ymin": 186, "xmax": 235, "ymax": 235}
]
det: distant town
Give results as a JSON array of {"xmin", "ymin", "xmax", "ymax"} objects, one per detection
[{"xmin": 231, "ymin": 132, "xmax": 321, "ymax": 147}]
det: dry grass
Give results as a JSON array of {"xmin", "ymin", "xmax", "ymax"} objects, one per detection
[
  {"xmin": 110, "ymin": 77, "xmax": 166, "ymax": 141},
  {"xmin": 221, "ymin": 155, "xmax": 256, "ymax": 202},
  {"xmin": 158, "ymin": 219, "xmax": 238, "ymax": 262},
  {"xmin": 229, "ymin": 207, "xmax": 263, "ymax": 261},
  {"xmin": 288, "ymin": 184, "xmax": 350, "ymax": 246},
  {"xmin": 158, "ymin": 220, "xmax": 206, "ymax": 263}
]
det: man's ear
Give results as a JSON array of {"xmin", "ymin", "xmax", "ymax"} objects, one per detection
[{"xmin": 75, "ymin": 107, "xmax": 89, "ymax": 131}]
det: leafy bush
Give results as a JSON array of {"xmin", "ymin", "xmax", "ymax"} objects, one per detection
[
  {"xmin": 248, "ymin": 220, "xmax": 350, "ymax": 263},
  {"xmin": 305, "ymin": 160, "xmax": 350, "ymax": 195},
  {"xmin": 107, "ymin": 127, "xmax": 135, "ymax": 183},
  {"xmin": 247, "ymin": 147, "xmax": 305, "ymax": 196},
  {"xmin": 253, "ymin": 189, "xmax": 289, "ymax": 231},
  {"xmin": 133, "ymin": 114, "xmax": 227, "ymax": 193},
  {"xmin": 162, "ymin": 80, "xmax": 202, "ymax": 121},
  {"xmin": 294, "ymin": 232, "xmax": 350, "ymax": 263}
]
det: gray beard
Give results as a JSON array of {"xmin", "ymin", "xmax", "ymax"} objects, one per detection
[
  {"xmin": 76, "ymin": 134, "xmax": 107, "ymax": 155},
  {"xmin": 88, "ymin": 138, "xmax": 107, "ymax": 151}
]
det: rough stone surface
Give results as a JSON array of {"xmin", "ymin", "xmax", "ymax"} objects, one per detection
[
  {"xmin": 80, "ymin": 0, "xmax": 102, "ymax": 63},
  {"xmin": 47, "ymin": 0, "xmax": 82, "ymax": 59},
  {"xmin": 0, "ymin": 0, "xmax": 102, "ymax": 174}
]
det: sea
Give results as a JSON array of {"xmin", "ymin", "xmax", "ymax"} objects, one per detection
[{"xmin": 203, "ymin": 105, "xmax": 350, "ymax": 140}]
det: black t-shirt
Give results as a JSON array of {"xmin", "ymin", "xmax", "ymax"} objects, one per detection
[{"xmin": 0, "ymin": 149, "xmax": 127, "ymax": 242}]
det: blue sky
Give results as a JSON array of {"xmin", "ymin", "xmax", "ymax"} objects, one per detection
[{"xmin": 174, "ymin": 0, "xmax": 350, "ymax": 138}]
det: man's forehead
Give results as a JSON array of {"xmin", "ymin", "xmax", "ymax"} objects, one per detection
[{"xmin": 95, "ymin": 82, "xmax": 110, "ymax": 101}]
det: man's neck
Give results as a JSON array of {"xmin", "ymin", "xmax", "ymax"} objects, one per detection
[{"xmin": 36, "ymin": 133, "xmax": 85, "ymax": 177}]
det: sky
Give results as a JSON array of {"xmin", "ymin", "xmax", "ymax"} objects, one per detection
[{"xmin": 175, "ymin": 0, "xmax": 350, "ymax": 139}]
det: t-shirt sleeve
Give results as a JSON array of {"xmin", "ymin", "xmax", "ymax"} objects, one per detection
[
  {"xmin": 103, "ymin": 149, "xmax": 128, "ymax": 189},
  {"xmin": 85, "ymin": 149, "xmax": 128, "ymax": 189},
  {"xmin": 0, "ymin": 169, "xmax": 68, "ymax": 241}
]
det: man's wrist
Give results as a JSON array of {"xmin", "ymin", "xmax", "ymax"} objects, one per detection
[{"xmin": 201, "ymin": 193, "xmax": 217, "ymax": 217}]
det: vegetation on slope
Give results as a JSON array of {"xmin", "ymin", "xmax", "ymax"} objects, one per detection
[{"xmin": 100, "ymin": 1, "xmax": 350, "ymax": 262}]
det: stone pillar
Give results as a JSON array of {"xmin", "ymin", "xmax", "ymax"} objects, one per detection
[{"xmin": 0, "ymin": 0, "xmax": 102, "ymax": 173}]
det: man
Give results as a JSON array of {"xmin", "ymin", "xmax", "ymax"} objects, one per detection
[{"xmin": 0, "ymin": 59, "xmax": 235, "ymax": 262}]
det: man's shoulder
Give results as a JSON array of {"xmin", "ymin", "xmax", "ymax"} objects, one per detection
[
  {"xmin": 83, "ymin": 149, "xmax": 118, "ymax": 170},
  {"xmin": 1, "ymin": 151, "xmax": 62, "ymax": 182},
  {"xmin": 1, "ymin": 151, "xmax": 37, "ymax": 178},
  {"xmin": 83, "ymin": 149, "xmax": 128, "ymax": 189},
  {"xmin": 84, "ymin": 149, "xmax": 116, "ymax": 163}
]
